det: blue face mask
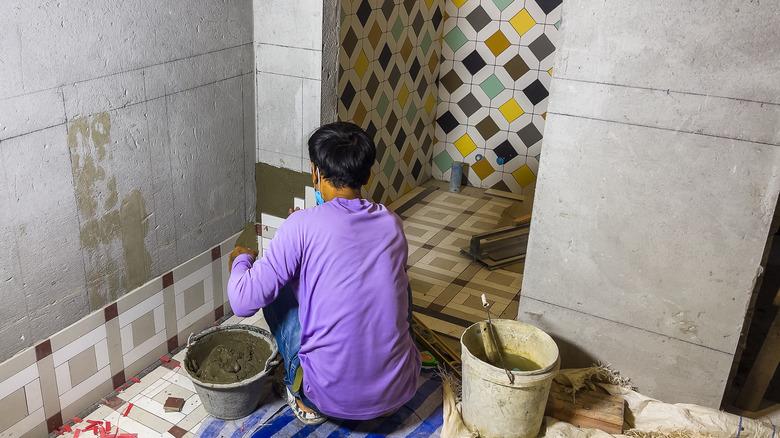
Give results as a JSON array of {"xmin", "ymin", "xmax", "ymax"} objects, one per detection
[
  {"xmin": 314, "ymin": 190, "xmax": 325, "ymax": 205},
  {"xmin": 314, "ymin": 168, "xmax": 325, "ymax": 205}
]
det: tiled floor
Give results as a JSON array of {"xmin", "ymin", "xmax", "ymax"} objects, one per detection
[
  {"xmin": 48, "ymin": 181, "xmax": 529, "ymax": 437},
  {"xmin": 396, "ymin": 180, "xmax": 529, "ymax": 344}
]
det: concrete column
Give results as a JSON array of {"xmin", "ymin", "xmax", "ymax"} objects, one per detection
[{"xmin": 519, "ymin": 1, "xmax": 780, "ymax": 407}]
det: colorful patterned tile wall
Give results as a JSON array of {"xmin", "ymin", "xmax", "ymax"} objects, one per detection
[
  {"xmin": 432, "ymin": 0, "xmax": 562, "ymax": 194},
  {"xmin": 0, "ymin": 233, "xmax": 241, "ymax": 437},
  {"xmin": 338, "ymin": 0, "xmax": 445, "ymax": 204}
]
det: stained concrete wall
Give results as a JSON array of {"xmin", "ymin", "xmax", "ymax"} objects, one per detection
[
  {"xmin": 0, "ymin": 0, "xmax": 256, "ymax": 363},
  {"xmin": 519, "ymin": 1, "xmax": 780, "ymax": 407},
  {"xmin": 254, "ymin": 0, "xmax": 323, "ymax": 172}
]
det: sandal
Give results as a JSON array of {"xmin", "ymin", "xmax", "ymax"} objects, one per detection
[{"xmin": 283, "ymin": 385, "xmax": 328, "ymax": 425}]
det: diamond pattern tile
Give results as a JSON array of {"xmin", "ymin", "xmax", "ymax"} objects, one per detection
[
  {"xmin": 340, "ymin": 0, "xmax": 443, "ymax": 203},
  {"xmin": 434, "ymin": 0, "xmax": 561, "ymax": 195},
  {"xmin": 462, "ymin": 50, "xmax": 487, "ymax": 76}
]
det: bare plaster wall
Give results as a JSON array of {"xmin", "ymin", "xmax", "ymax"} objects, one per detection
[
  {"xmin": 0, "ymin": 0, "xmax": 256, "ymax": 362},
  {"xmin": 519, "ymin": 1, "xmax": 780, "ymax": 407}
]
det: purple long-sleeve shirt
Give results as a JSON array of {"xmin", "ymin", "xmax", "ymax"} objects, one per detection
[{"xmin": 228, "ymin": 197, "xmax": 421, "ymax": 419}]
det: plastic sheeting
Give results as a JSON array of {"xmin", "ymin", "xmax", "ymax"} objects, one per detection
[{"xmin": 442, "ymin": 367, "xmax": 777, "ymax": 438}]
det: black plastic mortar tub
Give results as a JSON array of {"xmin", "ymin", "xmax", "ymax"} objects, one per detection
[{"xmin": 184, "ymin": 324, "xmax": 279, "ymax": 420}]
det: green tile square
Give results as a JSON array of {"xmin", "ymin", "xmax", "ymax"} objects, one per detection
[
  {"xmin": 421, "ymin": 31, "xmax": 432, "ymax": 55},
  {"xmin": 480, "ymin": 74, "xmax": 505, "ymax": 100},
  {"xmin": 444, "ymin": 26, "xmax": 468, "ymax": 52},
  {"xmin": 383, "ymin": 154, "xmax": 397, "ymax": 178},
  {"xmin": 555, "ymin": 19, "xmax": 562, "ymax": 30},
  {"xmin": 340, "ymin": 7, "xmax": 347, "ymax": 26},
  {"xmin": 392, "ymin": 17, "xmax": 405, "ymax": 42},
  {"xmin": 433, "ymin": 150, "xmax": 454, "ymax": 173},
  {"xmin": 377, "ymin": 93, "xmax": 390, "ymax": 118},
  {"xmin": 492, "ymin": 0, "xmax": 515, "ymax": 11},
  {"xmin": 405, "ymin": 101, "xmax": 418, "ymax": 125}
]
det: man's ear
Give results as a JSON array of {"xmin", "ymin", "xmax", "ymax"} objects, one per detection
[{"xmin": 311, "ymin": 162, "xmax": 317, "ymax": 186}]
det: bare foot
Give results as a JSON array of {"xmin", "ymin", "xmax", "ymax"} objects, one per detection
[{"xmin": 296, "ymin": 397, "xmax": 315, "ymax": 414}]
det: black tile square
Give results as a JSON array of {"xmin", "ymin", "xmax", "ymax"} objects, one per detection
[
  {"xmin": 388, "ymin": 64, "xmax": 402, "ymax": 88},
  {"xmin": 376, "ymin": 138, "xmax": 388, "ymax": 161},
  {"xmin": 343, "ymin": 28, "xmax": 359, "ymax": 58},
  {"xmin": 440, "ymin": 70, "xmax": 463, "ymax": 94},
  {"xmin": 409, "ymin": 58, "xmax": 421, "ymax": 82},
  {"xmin": 416, "ymin": 76, "xmax": 428, "ymax": 98},
  {"xmin": 457, "ymin": 93, "xmax": 481, "ymax": 117},
  {"xmin": 378, "ymin": 45, "xmax": 392, "ymax": 70},
  {"xmin": 437, "ymin": 111, "xmax": 459, "ymax": 134},
  {"xmin": 494, "ymin": 140, "xmax": 519, "ymax": 164},
  {"xmin": 404, "ymin": 0, "xmax": 416, "ymax": 16},
  {"xmin": 504, "ymin": 54, "xmax": 530, "ymax": 81},
  {"xmin": 462, "ymin": 50, "xmax": 486, "ymax": 75},
  {"xmin": 523, "ymin": 79, "xmax": 549, "ymax": 105},
  {"xmin": 356, "ymin": 0, "xmax": 372, "ymax": 27},
  {"xmin": 211, "ymin": 246, "xmax": 221, "ymax": 261},
  {"xmin": 340, "ymin": 80, "xmax": 357, "ymax": 110},
  {"xmin": 431, "ymin": 7, "xmax": 443, "ymax": 29},
  {"xmin": 466, "ymin": 6, "xmax": 491, "ymax": 33},
  {"xmin": 421, "ymin": 134, "xmax": 433, "ymax": 157},
  {"xmin": 373, "ymin": 181, "xmax": 386, "ymax": 203},
  {"xmin": 475, "ymin": 116, "xmax": 500, "ymax": 140},
  {"xmin": 414, "ymin": 118, "xmax": 426, "ymax": 139},
  {"xmin": 366, "ymin": 120, "xmax": 378, "ymax": 141},
  {"xmin": 386, "ymin": 110, "xmax": 399, "ymax": 135},
  {"xmin": 518, "ymin": 123, "xmax": 543, "ymax": 147},
  {"xmin": 382, "ymin": 0, "xmax": 395, "ymax": 20},
  {"xmin": 412, "ymin": 11, "xmax": 425, "ymax": 35},
  {"xmin": 393, "ymin": 170, "xmax": 405, "ymax": 189},
  {"xmin": 536, "ymin": 0, "xmax": 563, "ymax": 14},
  {"xmin": 395, "ymin": 129, "xmax": 408, "ymax": 151},
  {"xmin": 366, "ymin": 72, "xmax": 380, "ymax": 96},
  {"xmin": 412, "ymin": 159, "xmax": 423, "ymax": 180},
  {"xmin": 529, "ymin": 34, "xmax": 555, "ymax": 61}
]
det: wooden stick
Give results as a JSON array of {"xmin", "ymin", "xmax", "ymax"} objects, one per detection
[{"xmin": 479, "ymin": 321, "xmax": 500, "ymax": 366}]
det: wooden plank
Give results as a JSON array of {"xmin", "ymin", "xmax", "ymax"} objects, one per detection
[
  {"xmin": 545, "ymin": 381, "xmax": 624, "ymax": 434},
  {"xmin": 486, "ymin": 188, "xmax": 526, "ymax": 202}
]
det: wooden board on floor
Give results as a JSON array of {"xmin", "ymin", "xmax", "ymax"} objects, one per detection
[
  {"xmin": 485, "ymin": 188, "xmax": 525, "ymax": 202},
  {"xmin": 545, "ymin": 381, "xmax": 625, "ymax": 434}
]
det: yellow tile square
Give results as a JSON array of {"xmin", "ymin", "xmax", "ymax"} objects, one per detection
[
  {"xmin": 509, "ymin": 9, "xmax": 536, "ymax": 37},
  {"xmin": 425, "ymin": 93, "xmax": 436, "ymax": 115},
  {"xmin": 355, "ymin": 50, "xmax": 369, "ymax": 79},
  {"xmin": 365, "ymin": 170, "xmax": 375, "ymax": 190},
  {"xmin": 485, "ymin": 31, "xmax": 511, "ymax": 56},
  {"xmin": 398, "ymin": 84, "xmax": 410, "ymax": 108},
  {"xmin": 499, "ymin": 98, "xmax": 524, "ymax": 122},
  {"xmin": 452, "ymin": 0, "xmax": 468, "ymax": 8},
  {"xmin": 512, "ymin": 164, "xmax": 536, "ymax": 188},
  {"xmin": 471, "ymin": 159, "xmax": 495, "ymax": 180},
  {"xmin": 454, "ymin": 134, "xmax": 477, "ymax": 157},
  {"xmin": 404, "ymin": 184, "xmax": 412, "ymax": 195}
]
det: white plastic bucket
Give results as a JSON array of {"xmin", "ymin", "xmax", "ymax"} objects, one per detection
[{"xmin": 461, "ymin": 319, "xmax": 560, "ymax": 438}]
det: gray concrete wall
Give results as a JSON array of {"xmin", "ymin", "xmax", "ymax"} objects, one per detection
[
  {"xmin": 254, "ymin": 0, "xmax": 323, "ymax": 172},
  {"xmin": 519, "ymin": 1, "xmax": 780, "ymax": 407},
  {"xmin": 0, "ymin": 0, "xmax": 256, "ymax": 363}
]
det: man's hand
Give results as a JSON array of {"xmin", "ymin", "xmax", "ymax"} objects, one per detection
[{"xmin": 229, "ymin": 246, "xmax": 257, "ymax": 272}]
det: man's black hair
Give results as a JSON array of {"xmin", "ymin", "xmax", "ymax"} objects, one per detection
[{"xmin": 308, "ymin": 122, "xmax": 376, "ymax": 189}]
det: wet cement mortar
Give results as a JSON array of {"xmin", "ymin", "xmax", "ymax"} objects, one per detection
[{"xmin": 186, "ymin": 330, "xmax": 272, "ymax": 384}]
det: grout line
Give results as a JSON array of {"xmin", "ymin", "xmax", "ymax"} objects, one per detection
[
  {"xmin": 522, "ymin": 295, "xmax": 733, "ymax": 355},
  {"xmin": 555, "ymin": 77, "xmax": 780, "ymax": 108},
  {"xmin": 550, "ymin": 111, "xmax": 780, "ymax": 148},
  {"xmin": 0, "ymin": 43, "xmax": 254, "ymax": 102}
]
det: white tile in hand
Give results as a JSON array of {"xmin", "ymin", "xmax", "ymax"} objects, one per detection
[{"xmin": 305, "ymin": 186, "xmax": 316, "ymax": 208}]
